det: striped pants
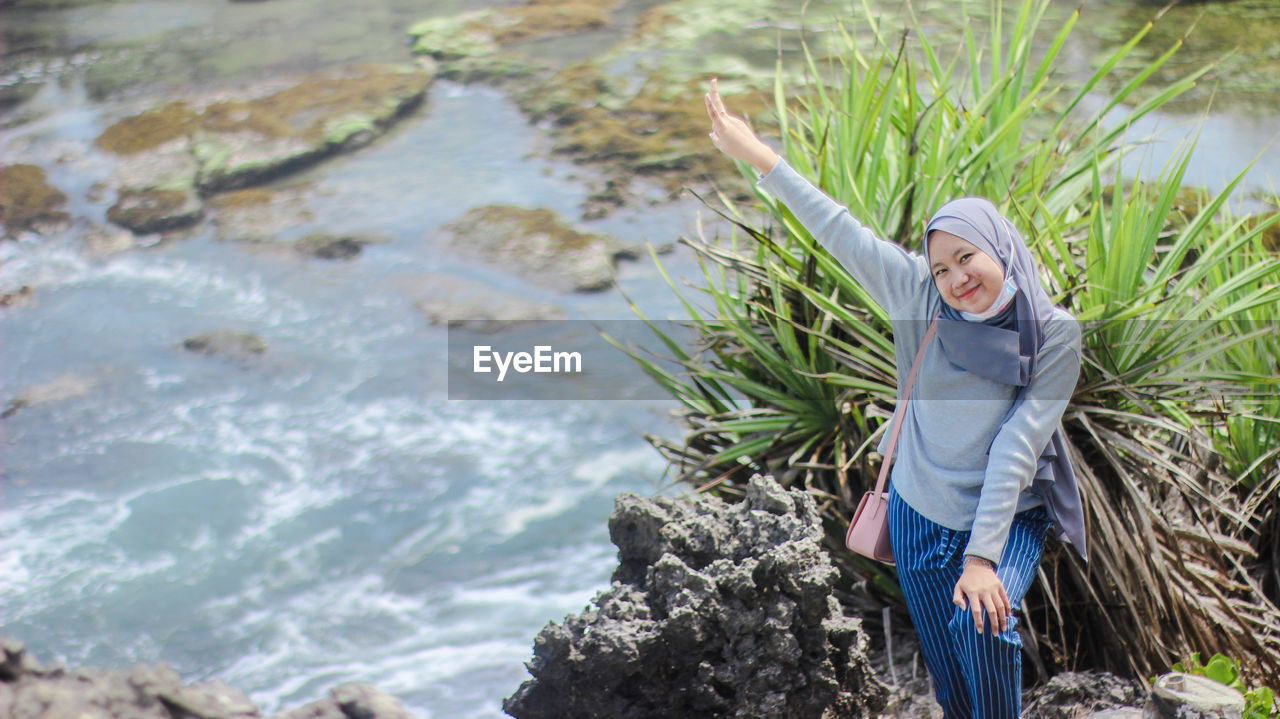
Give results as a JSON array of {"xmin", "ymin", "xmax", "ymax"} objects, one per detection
[{"xmin": 887, "ymin": 486, "xmax": 1052, "ymax": 719}]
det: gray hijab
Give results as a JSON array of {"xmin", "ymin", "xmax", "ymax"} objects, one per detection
[{"xmin": 923, "ymin": 197, "xmax": 1088, "ymax": 563}]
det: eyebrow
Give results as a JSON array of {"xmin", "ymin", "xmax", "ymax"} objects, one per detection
[{"xmin": 930, "ymin": 247, "xmax": 970, "ymax": 270}]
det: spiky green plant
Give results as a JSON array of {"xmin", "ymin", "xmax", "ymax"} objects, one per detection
[{"xmin": 611, "ymin": 0, "xmax": 1280, "ymax": 689}]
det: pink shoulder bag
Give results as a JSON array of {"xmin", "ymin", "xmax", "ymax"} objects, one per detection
[{"xmin": 845, "ymin": 316, "xmax": 939, "ymax": 565}]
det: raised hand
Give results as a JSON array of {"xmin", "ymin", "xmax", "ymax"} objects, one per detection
[{"xmin": 704, "ymin": 77, "xmax": 778, "ymax": 175}]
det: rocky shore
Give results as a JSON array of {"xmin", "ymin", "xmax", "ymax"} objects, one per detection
[{"xmin": 0, "ymin": 639, "xmax": 415, "ymax": 719}]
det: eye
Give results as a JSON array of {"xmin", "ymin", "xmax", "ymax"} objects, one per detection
[
  {"xmin": 934, "ymin": 268, "xmax": 946, "ymax": 278},
  {"xmin": 960, "ymin": 253, "xmax": 972, "ymax": 263}
]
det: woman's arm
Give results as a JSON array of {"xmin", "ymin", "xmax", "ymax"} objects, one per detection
[
  {"xmin": 704, "ymin": 79, "xmax": 929, "ymax": 314},
  {"xmin": 952, "ymin": 313, "xmax": 1082, "ymax": 636},
  {"xmin": 964, "ymin": 315, "xmax": 1083, "ymax": 565}
]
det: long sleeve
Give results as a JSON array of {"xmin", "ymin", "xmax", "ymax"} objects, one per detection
[
  {"xmin": 963, "ymin": 313, "xmax": 1082, "ymax": 564},
  {"xmin": 757, "ymin": 158, "xmax": 930, "ymax": 315}
]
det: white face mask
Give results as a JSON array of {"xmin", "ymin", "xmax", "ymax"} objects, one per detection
[{"xmin": 960, "ymin": 277, "xmax": 1018, "ymax": 321}]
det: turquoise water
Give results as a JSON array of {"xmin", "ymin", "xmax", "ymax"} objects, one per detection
[{"xmin": 2, "ymin": 1, "xmax": 1278, "ymax": 718}]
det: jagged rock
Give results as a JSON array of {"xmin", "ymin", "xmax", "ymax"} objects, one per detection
[
  {"xmin": 504, "ymin": 473, "xmax": 890, "ymax": 719},
  {"xmin": 438, "ymin": 204, "xmax": 633, "ymax": 292},
  {"xmin": 182, "ymin": 330, "xmax": 268, "ymax": 358},
  {"xmin": 411, "ymin": 273, "xmax": 565, "ymax": 331},
  {"xmin": 0, "ymin": 639, "xmax": 416, "ymax": 719},
  {"xmin": 1021, "ymin": 670, "xmax": 1149, "ymax": 719}
]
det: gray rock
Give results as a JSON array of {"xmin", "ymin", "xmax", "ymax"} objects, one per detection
[
  {"xmin": 438, "ymin": 205, "xmax": 632, "ymax": 293},
  {"xmin": 1022, "ymin": 670, "xmax": 1149, "ymax": 719},
  {"xmin": 182, "ymin": 330, "xmax": 269, "ymax": 358},
  {"xmin": 2, "ymin": 371, "xmax": 100, "ymax": 419},
  {"xmin": 293, "ymin": 232, "xmax": 388, "ymax": 260},
  {"xmin": 411, "ymin": 273, "xmax": 565, "ymax": 331},
  {"xmin": 0, "ymin": 639, "xmax": 418, "ymax": 719},
  {"xmin": 209, "ymin": 187, "xmax": 314, "ymax": 243},
  {"xmin": 330, "ymin": 683, "xmax": 415, "ymax": 719},
  {"xmin": 157, "ymin": 680, "xmax": 261, "ymax": 718},
  {"xmin": 504, "ymin": 473, "xmax": 890, "ymax": 718},
  {"xmin": 107, "ymin": 186, "xmax": 204, "ymax": 234}
]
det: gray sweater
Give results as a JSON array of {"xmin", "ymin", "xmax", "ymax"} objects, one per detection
[{"xmin": 758, "ymin": 158, "xmax": 1081, "ymax": 564}]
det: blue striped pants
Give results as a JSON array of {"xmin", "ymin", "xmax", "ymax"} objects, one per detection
[{"xmin": 887, "ymin": 486, "xmax": 1052, "ymax": 719}]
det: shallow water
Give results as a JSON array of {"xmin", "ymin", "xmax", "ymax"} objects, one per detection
[{"xmin": 1, "ymin": 1, "xmax": 1277, "ymax": 718}]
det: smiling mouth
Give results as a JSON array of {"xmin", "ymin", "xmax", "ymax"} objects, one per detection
[{"xmin": 958, "ymin": 285, "xmax": 980, "ymax": 300}]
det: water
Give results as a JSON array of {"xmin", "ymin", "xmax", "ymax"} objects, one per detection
[{"xmin": 1, "ymin": 1, "xmax": 1277, "ymax": 717}]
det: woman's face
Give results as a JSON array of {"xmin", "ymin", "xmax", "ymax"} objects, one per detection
[{"xmin": 927, "ymin": 230, "xmax": 1005, "ymax": 312}]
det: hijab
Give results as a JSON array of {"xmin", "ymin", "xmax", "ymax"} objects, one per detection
[{"xmin": 922, "ymin": 197, "xmax": 1088, "ymax": 562}]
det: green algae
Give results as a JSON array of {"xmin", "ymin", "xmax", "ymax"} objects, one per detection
[
  {"xmin": 408, "ymin": 11, "xmax": 500, "ymax": 60},
  {"xmin": 0, "ymin": 164, "xmax": 69, "ymax": 236},
  {"xmin": 324, "ymin": 114, "xmax": 378, "ymax": 147}
]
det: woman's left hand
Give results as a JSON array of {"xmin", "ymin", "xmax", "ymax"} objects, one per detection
[{"xmin": 953, "ymin": 557, "xmax": 1011, "ymax": 636}]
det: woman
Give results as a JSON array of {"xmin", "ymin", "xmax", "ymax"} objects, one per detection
[{"xmin": 703, "ymin": 78, "xmax": 1087, "ymax": 719}]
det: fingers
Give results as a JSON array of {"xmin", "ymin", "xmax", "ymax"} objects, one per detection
[{"xmin": 711, "ymin": 77, "xmax": 728, "ymax": 115}]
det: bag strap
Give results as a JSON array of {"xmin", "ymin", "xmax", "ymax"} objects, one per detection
[{"xmin": 873, "ymin": 314, "xmax": 940, "ymax": 494}]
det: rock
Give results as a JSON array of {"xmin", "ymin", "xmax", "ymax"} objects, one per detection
[
  {"xmin": 407, "ymin": 1, "xmax": 615, "ymax": 83},
  {"xmin": 411, "ymin": 273, "xmax": 565, "ymax": 331},
  {"xmin": 1146, "ymin": 672, "xmax": 1245, "ymax": 719},
  {"xmin": 504, "ymin": 473, "xmax": 890, "ymax": 718},
  {"xmin": 293, "ymin": 232, "xmax": 388, "ymax": 260},
  {"xmin": 1021, "ymin": 671, "xmax": 1149, "ymax": 719},
  {"xmin": 156, "ymin": 680, "xmax": 261, "ymax": 718},
  {"xmin": 0, "ymin": 285, "xmax": 35, "ymax": 309},
  {"xmin": 438, "ymin": 204, "xmax": 630, "ymax": 292},
  {"xmin": 0, "ymin": 164, "xmax": 70, "ymax": 237},
  {"xmin": 209, "ymin": 187, "xmax": 315, "ymax": 243},
  {"xmin": 0, "ymin": 638, "xmax": 415, "ymax": 719},
  {"xmin": 94, "ymin": 64, "xmax": 434, "ymax": 214},
  {"xmin": 103, "ymin": 134, "xmax": 205, "ymax": 234},
  {"xmin": 182, "ymin": 330, "xmax": 268, "ymax": 359},
  {"xmin": 2, "ymin": 371, "xmax": 99, "ymax": 419},
  {"xmin": 107, "ymin": 186, "xmax": 205, "ymax": 234},
  {"xmin": 82, "ymin": 222, "xmax": 140, "ymax": 256},
  {"xmin": 330, "ymin": 683, "xmax": 415, "ymax": 719}
]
